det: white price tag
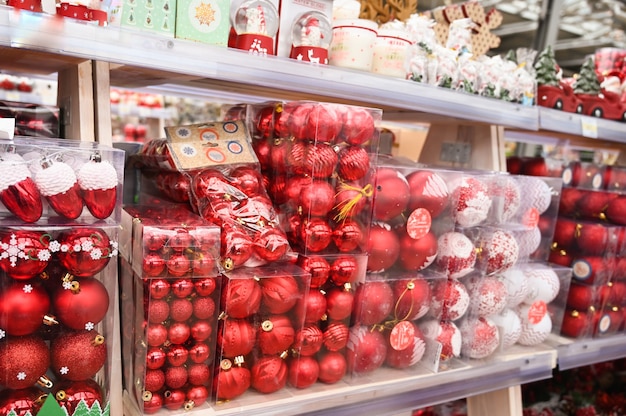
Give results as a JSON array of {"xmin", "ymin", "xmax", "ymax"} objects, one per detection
[{"xmin": 581, "ymin": 117, "xmax": 598, "ymax": 138}]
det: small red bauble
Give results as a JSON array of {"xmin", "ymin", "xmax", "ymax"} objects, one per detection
[
  {"xmin": 146, "ymin": 347, "xmax": 166, "ymax": 369},
  {"xmin": 0, "ymin": 335, "xmax": 50, "ymax": 389},
  {"xmin": 325, "ymin": 286, "xmax": 354, "ymax": 321},
  {"xmin": 168, "ymin": 229, "xmax": 193, "ymax": 252},
  {"xmin": 254, "ymin": 105, "xmax": 275, "ymax": 139},
  {"xmin": 566, "ymin": 283, "xmax": 597, "ymax": 311},
  {"xmin": 339, "ymin": 106, "xmax": 375, "ymax": 146},
  {"xmin": 297, "ymin": 255, "xmax": 330, "ymax": 288},
  {"xmin": 559, "ymin": 187, "xmax": 583, "ymax": 218},
  {"xmin": 194, "ymin": 277, "xmax": 217, "ymax": 297},
  {"xmin": 323, "ymin": 321, "xmax": 350, "ymax": 351},
  {"xmin": 57, "ymin": 228, "xmax": 113, "ymax": 277},
  {"xmin": 149, "ymin": 279, "xmax": 170, "ymax": 299},
  {"xmin": 147, "ymin": 323, "xmax": 168, "ymax": 347},
  {"xmin": 190, "ymin": 320, "xmax": 213, "ymax": 342},
  {"xmin": 372, "ymin": 168, "xmax": 410, "ymax": 221},
  {"xmin": 193, "ymin": 296, "xmax": 216, "ymax": 320},
  {"xmin": 0, "ymin": 281, "xmax": 50, "ymax": 336},
  {"xmin": 269, "ymin": 140, "xmax": 293, "ymax": 174},
  {"xmin": 254, "ymin": 227, "xmax": 289, "ymax": 262},
  {"xmin": 317, "ymin": 351, "xmax": 347, "ymax": 384},
  {"xmin": 302, "ymin": 143, "xmax": 339, "ymax": 179},
  {"xmin": 606, "ymin": 196, "xmax": 626, "ymax": 225},
  {"xmin": 0, "ymin": 231, "xmax": 49, "ymax": 280},
  {"xmin": 294, "ymin": 325, "xmax": 324, "ymax": 356},
  {"xmin": 165, "ymin": 366, "xmax": 188, "ymax": 389},
  {"xmin": 169, "ymin": 298, "xmax": 193, "ymax": 322},
  {"xmin": 166, "ymin": 344, "xmax": 189, "ymax": 367},
  {"xmin": 191, "ymin": 252, "xmax": 216, "ymax": 276},
  {"xmin": 166, "ymin": 254, "xmax": 191, "ymax": 277},
  {"xmin": 397, "ymin": 230, "xmax": 438, "ymax": 272},
  {"xmin": 0, "ymin": 387, "xmax": 44, "ymax": 416},
  {"xmin": 436, "ymin": 232, "xmax": 477, "ymax": 279},
  {"xmin": 168, "ymin": 322, "xmax": 191, "ymax": 345},
  {"xmin": 337, "ymin": 146, "xmax": 370, "ymax": 181},
  {"xmin": 576, "ymin": 222, "xmax": 610, "ymax": 255},
  {"xmin": 187, "ymin": 363, "xmax": 211, "ymax": 386},
  {"xmin": 560, "ymin": 309, "xmax": 592, "ymax": 338},
  {"xmin": 300, "ymin": 218, "xmax": 333, "ymax": 252},
  {"xmin": 330, "ymin": 255, "xmax": 360, "ymax": 286},
  {"xmin": 258, "ymin": 315, "xmax": 296, "ymax": 355},
  {"xmin": 251, "ymin": 356, "xmax": 288, "ymax": 394},
  {"xmin": 188, "ymin": 342, "xmax": 211, "ymax": 364},
  {"xmin": 366, "ymin": 223, "xmax": 400, "ymax": 272},
  {"xmin": 218, "ymin": 318, "xmax": 257, "ymax": 357},
  {"xmin": 142, "ymin": 392, "xmax": 163, "ymax": 414},
  {"xmin": 260, "ymin": 275, "xmax": 300, "ymax": 314},
  {"xmin": 578, "ymin": 190, "xmax": 616, "ymax": 220},
  {"xmin": 144, "ymin": 369, "xmax": 166, "ymax": 392},
  {"xmin": 352, "ymin": 280, "xmax": 394, "ymax": 325},
  {"xmin": 298, "ymin": 180, "xmax": 335, "ymax": 217},
  {"xmin": 392, "ymin": 278, "xmax": 431, "ymax": 321},
  {"xmin": 406, "ymin": 170, "xmax": 449, "ymax": 219},
  {"xmin": 304, "ymin": 103, "xmax": 340, "ymax": 143},
  {"xmin": 53, "ymin": 278, "xmax": 109, "ymax": 330},
  {"xmin": 51, "ymin": 330, "xmax": 106, "ymax": 381},
  {"xmin": 143, "ymin": 252, "xmax": 166, "ymax": 277},
  {"xmin": 54, "ymin": 379, "xmax": 103, "ymax": 416},
  {"xmin": 385, "ymin": 321, "xmax": 427, "ymax": 369},
  {"xmin": 186, "ymin": 385, "xmax": 209, "ymax": 408},
  {"xmin": 192, "ymin": 168, "xmax": 226, "ymax": 199},
  {"xmin": 148, "ymin": 299, "xmax": 170, "ymax": 324},
  {"xmin": 288, "ymin": 356, "xmax": 319, "ymax": 389},
  {"xmin": 552, "ymin": 217, "xmax": 579, "ymax": 250},
  {"xmin": 346, "ymin": 325, "xmax": 387, "ymax": 374},
  {"xmin": 163, "ymin": 389, "xmax": 186, "ymax": 411},
  {"xmin": 214, "ymin": 359, "xmax": 251, "ymax": 400},
  {"xmin": 221, "ymin": 277, "xmax": 262, "ymax": 318},
  {"xmin": 230, "ymin": 166, "xmax": 263, "ymax": 196},
  {"xmin": 332, "ymin": 219, "xmax": 364, "ymax": 253},
  {"xmin": 297, "ymin": 289, "xmax": 327, "ymax": 324},
  {"xmin": 220, "ymin": 222, "xmax": 254, "ymax": 270}
]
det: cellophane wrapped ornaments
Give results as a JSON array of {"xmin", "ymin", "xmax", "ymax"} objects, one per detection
[
  {"xmin": 212, "ymin": 263, "xmax": 310, "ymax": 407},
  {"xmin": 0, "ymin": 138, "xmax": 124, "ymax": 416},
  {"xmin": 120, "ymin": 204, "xmax": 222, "ymax": 414},
  {"xmin": 134, "ymin": 120, "xmax": 293, "ymax": 271}
]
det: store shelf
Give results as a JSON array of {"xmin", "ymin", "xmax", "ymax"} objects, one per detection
[
  {"xmin": 122, "ymin": 343, "xmax": 557, "ymax": 416},
  {"xmin": 110, "ymin": 103, "xmax": 176, "ymax": 120},
  {"xmin": 0, "ymin": 6, "xmax": 538, "ymax": 131},
  {"xmin": 547, "ymin": 333, "xmax": 626, "ymax": 371},
  {"xmin": 538, "ymin": 107, "xmax": 626, "ymax": 143}
]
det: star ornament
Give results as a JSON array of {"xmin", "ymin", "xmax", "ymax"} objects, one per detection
[{"xmin": 195, "ymin": 1, "xmax": 215, "ymax": 26}]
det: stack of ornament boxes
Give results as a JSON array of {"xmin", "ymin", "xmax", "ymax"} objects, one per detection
[
  {"xmin": 0, "ymin": 137, "xmax": 124, "ymax": 416},
  {"xmin": 552, "ymin": 166, "xmax": 626, "ymax": 339},
  {"xmin": 119, "ymin": 204, "xmax": 222, "ymax": 414}
]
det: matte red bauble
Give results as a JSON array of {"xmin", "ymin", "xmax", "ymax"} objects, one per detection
[
  {"xmin": 294, "ymin": 325, "xmax": 324, "ymax": 356},
  {"xmin": 304, "ymin": 103, "xmax": 340, "ymax": 143},
  {"xmin": 340, "ymin": 106, "xmax": 375, "ymax": 145},
  {"xmin": 297, "ymin": 289, "xmax": 327, "ymax": 324},
  {"xmin": 337, "ymin": 146, "xmax": 370, "ymax": 181},
  {"xmin": 0, "ymin": 281, "xmax": 50, "ymax": 336},
  {"xmin": 53, "ymin": 277, "xmax": 109, "ymax": 330},
  {"xmin": 50, "ymin": 330, "xmax": 106, "ymax": 381},
  {"xmin": 298, "ymin": 180, "xmax": 335, "ymax": 217},
  {"xmin": 332, "ymin": 219, "xmax": 364, "ymax": 253},
  {"xmin": 0, "ymin": 231, "xmax": 49, "ymax": 280},
  {"xmin": 260, "ymin": 275, "xmax": 300, "ymax": 314},
  {"xmin": 559, "ymin": 187, "xmax": 583, "ymax": 218},
  {"xmin": 346, "ymin": 325, "xmax": 387, "ymax": 374},
  {"xmin": 553, "ymin": 217, "xmax": 579, "ymax": 250},
  {"xmin": 0, "ymin": 335, "xmax": 49, "ymax": 389},
  {"xmin": 392, "ymin": 278, "xmax": 431, "ymax": 321},
  {"xmin": 297, "ymin": 255, "xmax": 330, "ymax": 288},
  {"xmin": 218, "ymin": 318, "xmax": 257, "ymax": 357},
  {"xmin": 366, "ymin": 224, "xmax": 400, "ymax": 272},
  {"xmin": 288, "ymin": 356, "xmax": 319, "ymax": 389},
  {"xmin": 406, "ymin": 170, "xmax": 449, "ymax": 218},
  {"xmin": 187, "ymin": 363, "xmax": 211, "ymax": 386},
  {"xmin": 258, "ymin": 315, "xmax": 296, "ymax": 355},
  {"xmin": 372, "ymin": 168, "xmax": 410, "ymax": 221},
  {"xmin": 251, "ymin": 356, "xmax": 288, "ymax": 394},
  {"xmin": 214, "ymin": 360, "xmax": 251, "ymax": 400},
  {"xmin": 325, "ymin": 286, "xmax": 354, "ymax": 321},
  {"xmin": 323, "ymin": 321, "xmax": 349, "ymax": 351},
  {"xmin": 300, "ymin": 218, "xmax": 333, "ymax": 252},
  {"xmin": 190, "ymin": 320, "xmax": 213, "ymax": 342},
  {"xmin": 352, "ymin": 280, "xmax": 394, "ymax": 325},
  {"xmin": 221, "ymin": 277, "xmax": 262, "ymax": 318},
  {"xmin": 330, "ymin": 255, "xmax": 360, "ymax": 285},
  {"xmin": 398, "ymin": 230, "xmax": 438, "ymax": 272},
  {"xmin": 166, "ymin": 344, "xmax": 189, "ymax": 367},
  {"xmin": 165, "ymin": 366, "xmax": 188, "ymax": 389},
  {"xmin": 578, "ymin": 190, "xmax": 616, "ymax": 220},
  {"xmin": 55, "ymin": 379, "xmax": 103, "ymax": 416},
  {"xmin": 0, "ymin": 387, "xmax": 44, "ymax": 416},
  {"xmin": 606, "ymin": 196, "xmax": 626, "ymax": 225},
  {"xmin": 317, "ymin": 351, "xmax": 347, "ymax": 384},
  {"xmin": 57, "ymin": 228, "xmax": 112, "ymax": 277}
]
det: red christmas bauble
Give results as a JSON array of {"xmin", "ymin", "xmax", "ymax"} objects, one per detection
[
  {"xmin": 0, "ymin": 386, "xmax": 44, "ymax": 416},
  {"xmin": 76, "ymin": 158, "xmax": 118, "ymax": 220},
  {"xmin": 325, "ymin": 286, "xmax": 354, "ymax": 321},
  {"xmin": 333, "ymin": 180, "xmax": 369, "ymax": 220},
  {"xmin": 166, "ymin": 254, "xmax": 191, "ymax": 277},
  {"xmin": 193, "ymin": 296, "xmax": 216, "ymax": 320},
  {"xmin": 251, "ymin": 356, "xmax": 288, "ymax": 394},
  {"xmin": 576, "ymin": 222, "xmax": 610, "ymax": 255},
  {"xmin": 332, "ymin": 219, "xmax": 364, "ymax": 253},
  {"xmin": 397, "ymin": 230, "xmax": 438, "ymax": 272},
  {"xmin": 194, "ymin": 277, "xmax": 217, "ymax": 297},
  {"xmin": 169, "ymin": 298, "xmax": 193, "ymax": 322},
  {"xmin": 366, "ymin": 223, "xmax": 400, "ymax": 272},
  {"xmin": 372, "ymin": 168, "xmax": 410, "ymax": 221},
  {"xmin": 218, "ymin": 318, "xmax": 257, "ymax": 357},
  {"xmin": 190, "ymin": 320, "xmax": 213, "ymax": 342},
  {"xmin": 0, "ymin": 335, "xmax": 49, "ymax": 389},
  {"xmin": 214, "ymin": 360, "xmax": 251, "ymax": 400},
  {"xmin": 145, "ymin": 347, "xmax": 166, "ymax": 369},
  {"xmin": 352, "ymin": 280, "xmax": 394, "ymax": 325},
  {"xmin": 230, "ymin": 166, "xmax": 263, "ymax": 196},
  {"xmin": 303, "ymin": 143, "xmax": 338, "ymax": 179},
  {"xmin": 142, "ymin": 252, "xmax": 166, "ymax": 277},
  {"xmin": 578, "ymin": 190, "xmax": 616, "ymax": 220},
  {"xmin": 346, "ymin": 326, "xmax": 387, "ymax": 374},
  {"xmin": 330, "ymin": 255, "xmax": 360, "ymax": 286},
  {"xmin": 166, "ymin": 344, "xmax": 189, "ymax": 367},
  {"xmin": 53, "ymin": 278, "xmax": 109, "ymax": 330},
  {"xmin": 304, "ymin": 103, "xmax": 340, "ymax": 143},
  {"xmin": 559, "ymin": 187, "xmax": 583, "ymax": 218},
  {"xmin": 0, "ymin": 231, "xmax": 49, "ymax": 280},
  {"xmin": 147, "ymin": 323, "xmax": 168, "ymax": 346},
  {"xmin": 288, "ymin": 356, "xmax": 319, "ymax": 388},
  {"xmin": 269, "ymin": 139, "xmax": 292, "ymax": 174},
  {"xmin": 258, "ymin": 315, "xmax": 295, "ymax": 355},
  {"xmin": 54, "ymin": 379, "xmax": 103, "ymax": 416},
  {"xmin": 566, "ymin": 282, "xmax": 597, "ymax": 311},
  {"xmin": 560, "ymin": 309, "xmax": 592, "ymax": 338},
  {"xmin": 436, "ymin": 232, "xmax": 477, "ymax": 278},
  {"xmin": 606, "ymin": 196, "xmax": 626, "ymax": 225},
  {"xmin": 163, "ymin": 389, "xmax": 186, "ymax": 411},
  {"xmin": 300, "ymin": 218, "xmax": 333, "ymax": 252},
  {"xmin": 144, "ymin": 369, "xmax": 166, "ymax": 392},
  {"xmin": 51, "ymin": 330, "xmax": 106, "ymax": 381},
  {"xmin": 553, "ymin": 217, "xmax": 579, "ymax": 250},
  {"xmin": 254, "ymin": 227, "xmax": 289, "ymax": 262},
  {"xmin": 168, "ymin": 322, "xmax": 191, "ymax": 345},
  {"xmin": 191, "ymin": 168, "xmax": 226, "ymax": 200},
  {"xmin": 297, "ymin": 289, "xmax": 327, "ymax": 324},
  {"xmin": 168, "ymin": 229, "xmax": 193, "ymax": 252},
  {"xmin": 149, "ymin": 279, "xmax": 170, "ymax": 299},
  {"xmin": 429, "ymin": 278, "xmax": 470, "ymax": 321},
  {"xmin": 0, "ymin": 281, "xmax": 50, "ymax": 336},
  {"xmin": 0, "ymin": 159, "xmax": 42, "ymax": 223},
  {"xmin": 323, "ymin": 321, "xmax": 349, "ymax": 351},
  {"xmin": 392, "ymin": 278, "xmax": 431, "ymax": 321},
  {"xmin": 142, "ymin": 392, "xmax": 163, "ymax": 414},
  {"xmin": 317, "ymin": 351, "xmax": 347, "ymax": 384},
  {"xmin": 188, "ymin": 342, "xmax": 211, "ymax": 364},
  {"xmin": 385, "ymin": 321, "xmax": 427, "ymax": 369},
  {"xmin": 294, "ymin": 325, "xmax": 324, "ymax": 356},
  {"xmin": 57, "ymin": 228, "xmax": 112, "ymax": 277},
  {"xmin": 221, "ymin": 277, "xmax": 262, "ymax": 318},
  {"xmin": 298, "ymin": 180, "xmax": 335, "ymax": 217},
  {"xmin": 406, "ymin": 170, "xmax": 450, "ymax": 219},
  {"xmin": 220, "ymin": 222, "xmax": 254, "ymax": 270},
  {"xmin": 297, "ymin": 255, "xmax": 330, "ymax": 288},
  {"xmin": 186, "ymin": 385, "xmax": 209, "ymax": 408},
  {"xmin": 260, "ymin": 275, "xmax": 300, "ymax": 314},
  {"xmin": 165, "ymin": 366, "xmax": 188, "ymax": 389},
  {"xmin": 337, "ymin": 146, "xmax": 370, "ymax": 181},
  {"xmin": 339, "ymin": 106, "xmax": 375, "ymax": 145},
  {"xmin": 254, "ymin": 105, "xmax": 275, "ymax": 139},
  {"xmin": 187, "ymin": 363, "xmax": 210, "ymax": 386}
]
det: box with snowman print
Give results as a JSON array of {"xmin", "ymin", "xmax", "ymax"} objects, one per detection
[
  {"xmin": 0, "ymin": 137, "xmax": 124, "ymax": 227},
  {"xmin": 0, "ymin": 224, "xmax": 120, "ymax": 416},
  {"xmin": 119, "ymin": 204, "xmax": 222, "ymax": 414}
]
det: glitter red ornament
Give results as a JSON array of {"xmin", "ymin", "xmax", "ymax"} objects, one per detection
[
  {"xmin": 187, "ymin": 363, "xmax": 211, "ymax": 386},
  {"xmin": 51, "ymin": 330, "xmax": 107, "ymax": 381},
  {"xmin": 192, "ymin": 296, "xmax": 216, "ymax": 320},
  {"xmin": 352, "ymin": 280, "xmax": 394, "ymax": 325},
  {"xmin": 251, "ymin": 356, "xmax": 288, "ymax": 394},
  {"xmin": 0, "ymin": 281, "xmax": 50, "ymax": 336},
  {"xmin": 144, "ymin": 369, "xmax": 166, "ymax": 392},
  {"xmin": 169, "ymin": 298, "xmax": 193, "ymax": 322},
  {"xmin": 258, "ymin": 315, "xmax": 296, "ymax": 355},
  {"xmin": 148, "ymin": 299, "xmax": 169, "ymax": 324},
  {"xmin": 0, "ymin": 335, "xmax": 50, "ymax": 389},
  {"xmin": 165, "ymin": 366, "xmax": 188, "ymax": 389},
  {"xmin": 346, "ymin": 325, "xmax": 387, "ymax": 374},
  {"xmin": 52, "ymin": 277, "xmax": 109, "ymax": 330}
]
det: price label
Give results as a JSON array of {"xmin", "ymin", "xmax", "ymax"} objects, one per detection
[{"xmin": 581, "ymin": 117, "xmax": 598, "ymax": 138}]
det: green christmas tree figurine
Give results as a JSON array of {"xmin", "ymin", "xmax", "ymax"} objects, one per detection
[
  {"xmin": 534, "ymin": 46, "xmax": 559, "ymax": 87},
  {"xmin": 573, "ymin": 57, "xmax": 601, "ymax": 95}
]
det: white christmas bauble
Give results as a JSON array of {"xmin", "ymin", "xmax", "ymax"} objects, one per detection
[
  {"xmin": 465, "ymin": 275, "xmax": 508, "ymax": 317},
  {"xmin": 478, "ymin": 229, "xmax": 519, "ymax": 275},
  {"xmin": 517, "ymin": 176, "xmax": 552, "ymax": 215},
  {"xmin": 500, "ymin": 268, "xmax": 529, "ymax": 308},
  {"xmin": 450, "ymin": 176, "xmax": 492, "ymax": 227},
  {"xmin": 429, "ymin": 278, "xmax": 470, "ymax": 321},
  {"xmin": 459, "ymin": 317, "xmax": 500, "ymax": 359},
  {"xmin": 517, "ymin": 301, "xmax": 552, "ymax": 346},
  {"xmin": 511, "ymin": 226, "xmax": 542, "ymax": 258},
  {"xmin": 490, "ymin": 175, "xmax": 521, "ymax": 223},
  {"xmin": 436, "ymin": 232, "xmax": 477, "ymax": 279},
  {"xmin": 418, "ymin": 319, "xmax": 462, "ymax": 361},
  {"xmin": 523, "ymin": 265, "xmax": 560, "ymax": 304},
  {"xmin": 490, "ymin": 308, "xmax": 522, "ymax": 349}
]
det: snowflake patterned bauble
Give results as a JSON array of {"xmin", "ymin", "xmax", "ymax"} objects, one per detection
[
  {"xmin": 57, "ymin": 228, "xmax": 116, "ymax": 277},
  {"xmin": 0, "ymin": 281, "xmax": 50, "ymax": 336},
  {"xmin": 54, "ymin": 378, "xmax": 103, "ymax": 416},
  {"xmin": 52, "ymin": 278, "xmax": 109, "ymax": 331},
  {"xmin": 0, "ymin": 335, "xmax": 50, "ymax": 389},
  {"xmin": 0, "ymin": 231, "xmax": 51, "ymax": 280},
  {"xmin": 476, "ymin": 229, "xmax": 519, "ymax": 275},
  {"xmin": 51, "ymin": 330, "xmax": 107, "ymax": 381}
]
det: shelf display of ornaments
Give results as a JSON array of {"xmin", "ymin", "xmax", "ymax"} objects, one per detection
[{"xmin": 0, "ymin": 137, "xmax": 125, "ymax": 416}]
